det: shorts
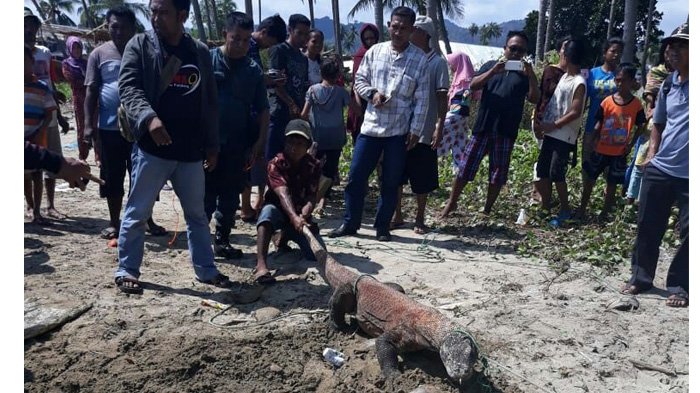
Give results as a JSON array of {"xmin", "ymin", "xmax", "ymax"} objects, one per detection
[
  {"xmin": 256, "ymin": 204, "xmax": 325, "ymax": 261},
  {"xmin": 583, "ymin": 151, "xmax": 628, "ymax": 184},
  {"xmin": 536, "ymin": 136, "xmax": 575, "ymax": 182},
  {"xmin": 459, "ymin": 132, "xmax": 515, "ymax": 186},
  {"xmin": 317, "ymin": 149, "xmax": 342, "ymax": 180},
  {"xmin": 43, "ymin": 125, "xmax": 62, "ymax": 180},
  {"xmin": 401, "ymin": 143, "xmax": 438, "ymax": 194},
  {"xmin": 246, "ymin": 155, "xmax": 267, "ymax": 189},
  {"xmin": 99, "ymin": 130, "xmax": 133, "ymax": 198}
]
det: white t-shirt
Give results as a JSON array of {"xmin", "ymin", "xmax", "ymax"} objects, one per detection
[
  {"xmin": 542, "ymin": 73, "xmax": 587, "ymax": 145},
  {"xmin": 32, "ymin": 45, "xmax": 54, "ymax": 92}
]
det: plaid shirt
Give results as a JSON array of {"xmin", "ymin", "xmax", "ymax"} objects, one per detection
[{"xmin": 354, "ymin": 42, "xmax": 429, "ymax": 138}]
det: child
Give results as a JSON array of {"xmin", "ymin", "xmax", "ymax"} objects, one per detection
[
  {"xmin": 301, "ymin": 57, "xmax": 354, "ymax": 215},
  {"xmin": 253, "ymin": 119, "xmax": 325, "ymax": 284},
  {"xmin": 24, "ymin": 45, "xmax": 57, "ymax": 224},
  {"xmin": 578, "ymin": 63, "xmax": 646, "ymax": 220}
]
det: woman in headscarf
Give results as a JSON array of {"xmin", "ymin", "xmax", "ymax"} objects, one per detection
[
  {"xmin": 346, "ymin": 23, "xmax": 379, "ymax": 144},
  {"xmin": 435, "ymin": 52, "xmax": 476, "ymax": 178},
  {"xmin": 61, "ymin": 36, "xmax": 89, "ymax": 160}
]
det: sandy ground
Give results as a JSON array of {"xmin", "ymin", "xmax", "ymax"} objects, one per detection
[{"xmin": 24, "ymin": 109, "xmax": 688, "ymax": 393}]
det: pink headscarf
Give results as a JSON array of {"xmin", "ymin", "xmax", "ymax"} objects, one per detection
[
  {"xmin": 62, "ymin": 36, "xmax": 86, "ymax": 81},
  {"xmin": 447, "ymin": 52, "xmax": 476, "ymax": 101}
]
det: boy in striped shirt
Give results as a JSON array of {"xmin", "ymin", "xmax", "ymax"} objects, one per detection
[{"xmin": 24, "ymin": 45, "xmax": 57, "ymax": 224}]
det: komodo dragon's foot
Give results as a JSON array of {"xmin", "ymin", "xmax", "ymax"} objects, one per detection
[
  {"xmin": 329, "ymin": 283, "xmax": 357, "ymax": 332},
  {"xmin": 376, "ymin": 332, "xmax": 402, "ymax": 378}
]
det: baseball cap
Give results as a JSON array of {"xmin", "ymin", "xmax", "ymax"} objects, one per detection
[
  {"xmin": 661, "ymin": 20, "xmax": 689, "ymax": 44},
  {"xmin": 414, "ymin": 15, "xmax": 436, "ymax": 42},
  {"xmin": 285, "ymin": 119, "xmax": 313, "ymax": 142},
  {"xmin": 24, "ymin": 8, "xmax": 42, "ymax": 25}
]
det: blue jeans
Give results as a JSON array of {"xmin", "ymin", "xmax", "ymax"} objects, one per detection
[
  {"xmin": 343, "ymin": 134, "xmax": 407, "ymax": 232},
  {"xmin": 115, "ymin": 147, "xmax": 220, "ymax": 281},
  {"xmin": 257, "ymin": 204, "xmax": 326, "ymax": 260},
  {"xmin": 626, "ymin": 165, "xmax": 644, "ymax": 200},
  {"xmin": 204, "ymin": 143, "xmax": 246, "ymax": 242}
]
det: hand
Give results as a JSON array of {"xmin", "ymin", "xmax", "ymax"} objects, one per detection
[
  {"xmin": 56, "ymin": 157, "xmax": 104, "ymax": 191},
  {"xmin": 292, "ymin": 214, "xmax": 308, "ymax": 233},
  {"xmin": 204, "ymin": 151, "xmax": 218, "ymax": 172},
  {"xmin": 431, "ymin": 127, "xmax": 443, "ymax": 150},
  {"xmin": 523, "ymin": 61, "xmax": 535, "ymax": 77},
  {"xmin": 148, "ymin": 116, "xmax": 172, "ymax": 146},
  {"xmin": 491, "ymin": 60, "xmax": 506, "ymax": 74},
  {"xmin": 301, "ymin": 203, "xmax": 313, "ymax": 220},
  {"xmin": 406, "ymin": 133, "xmax": 419, "ymax": 151},
  {"xmin": 83, "ymin": 125, "xmax": 95, "ymax": 147},
  {"xmin": 540, "ymin": 122, "xmax": 556, "ymax": 133},
  {"xmin": 372, "ymin": 92, "xmax": 387, "ymax": 108},
  {"xmin": 288, "ymin": 103, "xmax": 300, "ymax": 118},
  {"xmin": 58, "ymin": 115, "xmax": 70, "ymax": 134},
  {"xmin": 307, "ymin": 141, "xmax": 318, "ymax": 156},
  {"xmin": 274, "ymin": 75, "xmax": 287, "ymax": 88}
]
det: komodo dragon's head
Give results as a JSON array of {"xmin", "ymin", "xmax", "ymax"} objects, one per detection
[{"xmin": 439, "ymin": 331, "xmax": 479, "ymax": 383}]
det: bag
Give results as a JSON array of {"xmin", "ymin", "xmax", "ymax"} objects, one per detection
[
  {"xmin": 449, "ymin": 89, "xmax": 470, "ymax": 117},
  {"xmin": 118, "ymin": 55, "xmax": 182, "ymax": 142}
]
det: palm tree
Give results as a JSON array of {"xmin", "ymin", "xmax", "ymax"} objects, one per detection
[
  {"xmin": 39, "ymin": 0, "xmax": 79, "ymax": 25},
  {"xmin": 191, "ymin": 0, "xmax": 207, "ymax": 41},
  {"xmin": 468, "ymin": 22, "xmax": 479, "ymax": 42},
  {"xmin": 639, "ymin": 0, "xmax": 656, "ymax": 86},
  {"xmin": 479, "ymin": 22, "xmax": 501, "ymax": 46},
  {"xmin": 30, "ymin": 0, "xmax": 49, "ymax": 22},
  {"xmin": 201, "ymin": 0, "xmax": 215, "ymax": 40},
  {"xmin": 535, "ymin": 0, "xmax": 548, "ymax": 63},
  {"xmin": 244, "ymin": 0, "xmax": 252, "ymax": 19},
  {"xmin": 331, "ymin": 0, "xmax": 342, "ymax": 56},
  {"xmin": 302, "ymin": 0, "xmax": 315, "ymax": 28},
  {"xmin": 426, "ymin": 0, "xmax": 440, "ymax": 52},
  {"xmin": 436, "ymin": 0, "xmax": 462, "ymax": 54},
  {"xmin": 621, "ymin": 0, "xmax": 637, "ymax": 63},
  {"xmin": 607, "ymin": 0, "xmax": 617, "ymax": 39},
  {"xmin": 544, "ymin": 0, "xmax": 555, "ymax": 52},
  {"xmin": 208, "ymin": 0, "xmax": 220, "ymax": 38},
  {"xmin": 374, "ymin": 0, "xmax": 385, "ymax": 41},
  {"xmin": 78, "ymin": 0, "xmax": 149, "ymax": 29}
]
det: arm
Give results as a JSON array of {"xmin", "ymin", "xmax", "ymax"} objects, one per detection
[
  {"xmin": 300, "ymin": 100, "xmax": 311, "ymax": 121},
  {"xmin": 469, "ymin": 60, "xmax": 504, "ymax": 91},
  {"xmin": 269, "ymin": 45, "xmax": 299, "ymax": 116},
  {"xmin": 118, "ymin": 35, "xmax": 157, "ymax": 142},
  {"xmin": 84, "ymin": 85, "xmax": 99, "ymax": 144},
  {"xmin": 353, "ymin": 50, "xmax": 381, "ymax": 105},
  {"xmin": 273, "ymin": 186, "xmax": 308, "ymax": 232},
  {"xmin": 432, "ymin": 90, "xmax": 448, "ymax": 149},
  {"xmin": 253, "ymin": 109, "xmax": 270, "ymax": 159},
  {"xmin": 408, "ymin": 59, "xmax": 430, "ymax": 148},
  {"xmin": 200, "ymin": 45, "xmax": 219, "ymax": 171}
]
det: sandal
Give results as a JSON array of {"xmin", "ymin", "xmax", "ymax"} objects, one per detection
[
  {"xmin": 390, "ymin": 220, "xmax": 406, "ymax": 230},
  {"xmin": 666, "ymin": 293, "xmax": 689, "ymax": 308},
  {"xmin": 115, "ymin": 276, "xmax": 143, "ymax": 294},
  {"xmin": 253, "ymin": 269, "xmax": 276, "ymax": 285},
  {"xmin": 196, "ymin": 273, "xmax": 233, "ymax": 288},
  {"xmin": 100, "ymin": 226, "xmax": 119, "ymax": 240},
  {"xmin": 620, "ymin": 283, "xmax": 648, "ymax": 295},
  {"xmin": 146, "ymin": 223, "xmax": 168, "ymax": 237},
  {"xmin": 413, "ymin": 223, "xmax": 430, "ymax": 235}
]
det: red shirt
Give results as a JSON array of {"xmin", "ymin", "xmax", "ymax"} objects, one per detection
[
  {"xmin": 594, "ymin": 95, "xmax": 646, "ymax": 156},
  {"xmin": 264, "ymin": 153, "xmax": 321, "ymax": 214}
]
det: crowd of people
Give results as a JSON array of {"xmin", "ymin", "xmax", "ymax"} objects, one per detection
[{"xmin": 24, "ymin": 1, "xmax": 689, "ymax": 307}]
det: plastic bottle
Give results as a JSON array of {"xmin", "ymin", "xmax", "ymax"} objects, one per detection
[{"xmin": 322, "ymin": 347, "xmax": 345, "ymax": 367}]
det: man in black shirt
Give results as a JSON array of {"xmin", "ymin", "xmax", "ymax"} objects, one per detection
[
  {"xmin": 115, "ymin": 0, "xmax": 230, "ymax": 294},
  {"xmin": 265, "ymin": 14, "xmax": 310, "ymax": 161}
]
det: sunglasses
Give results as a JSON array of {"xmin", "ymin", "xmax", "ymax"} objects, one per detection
[{"xmin": 508, "ymin": 45, "xmax": 526, "ymax": 54}]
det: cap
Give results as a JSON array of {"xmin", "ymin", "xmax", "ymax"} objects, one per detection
[
  {"xmin": 414, "ymin": 15, "xmax": 436, "ymax": 42},
  {"xmin": 24, "ymin": 8, "xmax": 42, "ymax": 25},
  {"xmin": 284, "ymin": 119, "xmax": 313, "ymax": 142},
  {"xmin": 661, "ymin": 20, "xmax": 689, "ymax": 44}
]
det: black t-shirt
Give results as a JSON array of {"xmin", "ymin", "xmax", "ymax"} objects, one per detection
[
  {"xmin": 268, "ymin": 41, "xmax": 308, "ymax": 117},
  {"xmin": 473, "ymin": 60, "xmax": 530, "ymax": 139},
  {"xmin": 138, "ymin": 40, "xmax": 203, "ymax": 162}
]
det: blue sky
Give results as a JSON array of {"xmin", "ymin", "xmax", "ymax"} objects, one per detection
[{"xmin": 24, "ymin": 0, "xmax": 689, "ymax": 38}]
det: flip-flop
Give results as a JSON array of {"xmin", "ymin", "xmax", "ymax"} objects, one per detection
[
  {"xmin": 666, "ymin": 293, "xmax": 689, "ymax": 308},
  {"xmin": 100, "ymin": 226, "xmax": 118, "ymax": 240},
  {"xmin": 146, "ymin": 223, "xmax": 168, "ymax": 236},
  {"xmin": 253, "ymin": 269, "xmax": 276, "ymax": 285},
  {"xmin": 115, "ymin": 276, "xmax": 143, "ymax": 294},
  {"xmin": 196, "ymin": 273, "xmax": 234, "ymax": 289},
  {"xmin": 390, "ymin": 220, "xmax": 406, "ymax": 230},
  {"xmin": 413, "ymin": 224, "xmax": 430, "ymax": 235},
  {"xmin": 620, "ymin": 283, "xmax": 649, "ymax": 295}
]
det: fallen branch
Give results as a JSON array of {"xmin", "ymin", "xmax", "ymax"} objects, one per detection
[{"xmin": 629, "ymin": 359, "xmax": 677, "ymax": 377}]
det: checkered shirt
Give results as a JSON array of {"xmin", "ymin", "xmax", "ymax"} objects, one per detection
[{"xmin": 354, "ymin": 42, "xmax": 429, "ymax": 138}]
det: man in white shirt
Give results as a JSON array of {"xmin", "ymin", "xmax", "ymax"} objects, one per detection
[{"xmin": 328, "ymin": 6, "xmax": 429, "ymax": 242}]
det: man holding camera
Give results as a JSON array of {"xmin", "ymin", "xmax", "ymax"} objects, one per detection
[{"xmin": 440, "ymin": 31, "xmax": 540, "ymax": 218}]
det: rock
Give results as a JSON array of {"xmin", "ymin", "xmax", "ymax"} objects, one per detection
[
  {"xmin": 254, "ymin": 307, "xmax": 281, "ymax": 322},
  {"xmin": 410, "ymin": 385, "xmax": 445, "ymax": 393},
  {"xmin": 24, "ymin": 300, "xmax": 93, "ymax": 340},
  {"xmin": 270, "ymin": 364, "xmax": 283, "ymax": 373}
]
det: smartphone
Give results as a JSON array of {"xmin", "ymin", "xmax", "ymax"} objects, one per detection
[
  {"xmin": 381, "ymin": 95, "xmax": 392, "ymax": 104},
  {"xmin": 504, "ymin": 60, "xmax": 524, "ymax": 71},
  {"xmin": 267, "ymin": 69, "xmax": 285, "ymax": 81}
]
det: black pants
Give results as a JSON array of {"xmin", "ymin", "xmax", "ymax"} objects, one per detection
[
  {"xmin": 629, "ymin": 165, "xmax": 689, "ymax": 295},
  {"xmin": 204, "ymin": 144, "xmax": 247, "ymax": 242}
]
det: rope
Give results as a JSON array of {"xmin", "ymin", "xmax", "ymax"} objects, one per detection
[
  {"xmin": 167, "ymin": 186, "xmax": 180, "ymax": 247},
  {"xmin": 208, "ymin": 304, "xmax": 327, "ymax": 329}
]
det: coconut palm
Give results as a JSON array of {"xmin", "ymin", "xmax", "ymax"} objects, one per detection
[
  {"xmin": 544, "ymin": 0, "xmax": 555, "ymax": 52},
  {"xmin": 621, "ymin": 0, "xmax": 638, "ymax": 63},
  {"xmin": 331, "ymin": 0, "xmax": 342, "ymax": 55},
  {"xmin": 301, "ymin": 0, "xmax": 315, "ymax": 28},
  {"xmin": 39, "ymin": 0, "xmax": 79, "ymax": 26},
  {"xmin": 639, "ymin": 0, "xmax": 656, "ymax": 85},
  {"xmin": 244, "ymin": 0, "xmax": 252, "ymax": 19},
  {"xmin": 426, "ymin": 0, "xmax": 440, "ymax": 51},
  {"xmin": 78, "ymin": 0, "xmax": 149, "ymax": 29},
  {"xmin": 535, "ymin": 0, "xmax": 548, "ymax": 63},
  {"xmin": 607, "ymin": 0, "xmax": 617, "ymax": 39},
  {"xmin": 479, "ymin": 22, "xmax": 501, "ymax": 46},
  {"xmin": 191, "ymin": 0, "xmax": 207, "ymax": 41},
  {"xmin": 468, "ymin": 22, "xmax": 479, "ymax": 41}
]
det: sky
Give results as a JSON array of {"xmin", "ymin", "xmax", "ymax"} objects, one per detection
[{"xmin": 24, "ymin": 0, "xmax": 689, "ymax": 39}]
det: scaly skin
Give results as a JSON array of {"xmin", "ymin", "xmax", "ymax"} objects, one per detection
[{"xmin": 303, "ymin": 227, "xmax": 478, "ymax": 382}]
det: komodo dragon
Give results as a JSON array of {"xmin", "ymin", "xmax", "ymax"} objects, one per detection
[{"xmin": 302, "ymin": 227, "xmax": 479, "ymax": 384}]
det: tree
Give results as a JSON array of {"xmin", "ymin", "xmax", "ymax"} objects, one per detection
[
  {"xmin": 426, "ymin": 0, "xmax": 440, "ymax": 52},
  {"xmin": 437, "ymin": 0, "xmax": 463, "ymax": 54},
  {"xmin": 244, "ymin": 0, "xmax": 252, "ymax": 19},
  {"xmin": 523, "ymin": 10, "xmax": 539, "ymax": 57},
  {"xmin": 331, "ymin": 0, "xmax": 342, "ymax": 56},
  {"xmin": 544, "ymin": 0, "xmax": 555, "ymax": 53},
  {"xmin": 607, "ymin": 0, "xmax": 616, "ymax": 39},
  {"xmin": 201, "ymin": 0, "xmax": 215, "ymax": 40},
  {"xmin": 208, "ymin": 0, "xmax": 220, "ymax": 37},
  {"xmin": 191, "ymin": 0, "xmax": 207, "ymax": 41},
  {"xmin": 535, "ymin": 0, "xmax": 548, "ymax": 63},
  {"xmin": 30, "ymin": 0, "xmax": 49, "ymax": 22},
  {"xmin": 468, "ymin": 22, "xmax": 479, "ymax": 41},
  {"xmin": 374, "ymin": 0, "xmax": 385, "ymax": 41},
  {"xmin": 78, "ymin": 0, "xmax": 149, "ymax": 30},
  {"xmin": 479, "ymin": 22, "xmax": 501, "ymax": 46},
  {"xmin": 302, "ymin": 0, "xmax": 315, "ymax": 28},
  {"xmin": 39, "ymin": 0, "xmax": 79, "ymax": 25},
  {"xmin": 622, "ymin": 0, "xmax": 638, "ymax": 63},
  {"xmin": 639, "ymin": 0, "xmax": 656, "ymax": 85}
]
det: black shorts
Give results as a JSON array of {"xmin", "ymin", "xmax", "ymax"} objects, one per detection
[
  {"xmin": 99, "ymin": 129, "xmax": 133, "ymax": 199},
  {"xmin": 316, "ymin": 149, "xmax": 342, "ymax": 180},
  {"xmin": 583, "ymin": 151, "xmax": 628, "ymax": 184},
  {"xmin": 401, "ymin": 143, "xmax": 438, "ymax": 194},
  {"xmin": 536, "ymin": 136, "xmax": 575, "ymax": 182}
]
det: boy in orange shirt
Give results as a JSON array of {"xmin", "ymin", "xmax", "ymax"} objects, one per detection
[{"xmin": 578, "ymin": 64, "xmax": 646, "ymax": 220}]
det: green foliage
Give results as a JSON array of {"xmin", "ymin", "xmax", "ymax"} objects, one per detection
[
  {"xmin": 55, "ymin": 81, "xmax": 72, "ymax": 102},
  {"xmin": 479, "ymin": 22, "xmax": 502, "ymax": 46}
]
